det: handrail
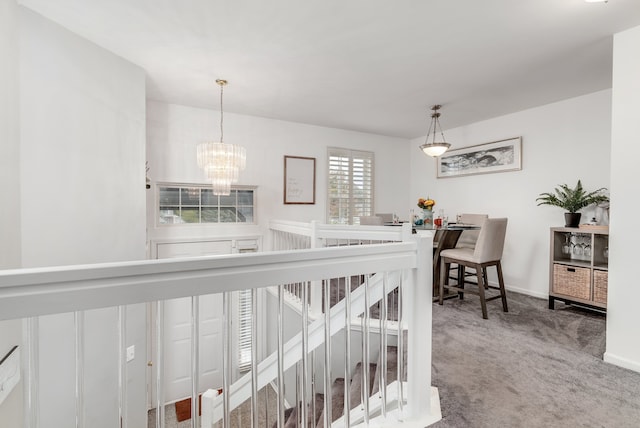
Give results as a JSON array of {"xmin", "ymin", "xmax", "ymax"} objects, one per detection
[
  {"xmin": 269, "ymin": 219, "xmax": 413, "ymax": 244},
  {"xmin": 0, "ymin": 242, "xmax": 416, "ymax": 321},
  {"xmin": 1, "ymin": 224, "xmax": 438, "ymax": 427}
]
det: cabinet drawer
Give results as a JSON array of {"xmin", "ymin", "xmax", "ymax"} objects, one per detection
[
  {"xmin": 593, "ymin": 270, "xmax": 608, "ymax": 304},
  {"xmin": 553, "ymin": 264, "xmax": 591, "ymax": 300}
]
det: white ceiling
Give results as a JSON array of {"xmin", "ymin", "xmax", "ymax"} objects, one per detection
[{"xmin": 18, "ymin": 0, "xmax": 640, "ymax": 139}]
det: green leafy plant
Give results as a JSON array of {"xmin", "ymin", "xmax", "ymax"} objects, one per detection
[{"xmin": 536, "ymin": 180, "xmax": 609, "ymax": 213}]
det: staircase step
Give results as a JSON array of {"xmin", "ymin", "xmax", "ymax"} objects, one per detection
[
  {"xmin": 278, "ymin": 393, "xmax": 324, "ymax": 428},
  {"xmin": 348, "ymin": 362, "xmax": 377, "ymax": 409},
  {"xmin": 372, "ymin": 346, "xmax": 398, "ymax": 394},
  {"xmin": 315, "ymin": 377, "xmax": 345, "ymax": 428}
]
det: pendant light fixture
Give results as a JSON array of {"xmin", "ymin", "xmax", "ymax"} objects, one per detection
[
  {"xmin": 419, "ymin": 105, "xmax": 451, "ymax": 157},
  {"xmin": 197, "ymin": 79, "xmax": 247, "ymax": 195}
]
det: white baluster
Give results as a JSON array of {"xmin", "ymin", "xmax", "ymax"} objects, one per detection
[
  {"xmin": 25, "ymin": 317, "xmax": 40, "ymax": 428},
  {"xmin": 74, "ymin": 311, "xmax": 85, "ymax": 428},
  {"xmin": 323, "ymin": 279, "xmax": 332, "ymax": 427},
  {"xmin": 251, "ymin": 288, "xmax": 259, "ymax": 428},
  {"xmin": 156, "ymin": 301, "xmax": 165, "ymax": 428},
  {"xmin": 223, "ymin": 292, "xmax": 231, "ymax": 428},
  {"xmin": 191, "ymin": 297, "xmax": 199, "ymax": 428},
  {"xmin": 344, "ymin": 276, "xmax": 352, "ymax": 426},
  {"xmin": 118, "ymin": 306, "xmax": 127, "ymax": 428},
  {"xmin": 277, "ymin": 285, "xmax": 285, "ymax": 428}
]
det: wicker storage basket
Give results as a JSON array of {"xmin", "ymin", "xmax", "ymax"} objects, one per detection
[
  {"xmin": 593, "ymin": 270, "xmax": 608, "ymax": 304},
  {"xmin": 553, "ymin": 264, "xmax": 591, "ymax": 300}
]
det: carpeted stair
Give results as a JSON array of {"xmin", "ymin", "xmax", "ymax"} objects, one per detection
[{"xmin": 275, "ymin": 345, "xmax": 403, "ymax": 428}]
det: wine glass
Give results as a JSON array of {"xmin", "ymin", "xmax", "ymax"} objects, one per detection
[
  {"xmin": 562, "ymin": 234, "xmax": 571, "ymax": 256},
  {"xmin": 573, "ymin": 234, "xmax": 584, "ymax": 257}
]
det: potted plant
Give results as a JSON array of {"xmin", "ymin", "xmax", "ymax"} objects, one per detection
[{"xmin": 536, "ymin": 180, "xmax": 609, "ymax": 227}]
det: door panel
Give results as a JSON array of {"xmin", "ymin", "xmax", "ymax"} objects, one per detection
[{"xmin": 150, "ymin": 240, "xmax": 230, "ymax": 405}]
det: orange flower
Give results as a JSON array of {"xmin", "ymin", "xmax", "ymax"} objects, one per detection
[{"xmin": 417, "ymin": 197, "xmax": 436, "ymax": 210}]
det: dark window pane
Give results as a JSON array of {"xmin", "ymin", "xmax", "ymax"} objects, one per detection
[
  {"xmin": 159, "ymin": 187, "xmax": 180, "ymax": 205},
  {"xmin": 181, "ymin": 188, "xmax": 200, "ymax": 206},
  {"xmin": 180, "ymin": 207, "xmax": 200, "ymax": 223},
  {"xmin": 237, "ymin": 207, "xmax": 253, "ymax": 223},
  {"xmin": 158, "ymin": 208, "xmax": 182, "ymax": 224},
  {"xmin": 201, "ymin": 208, "xmax": 218, "ymax": 223},
  {"xmin": 202, "ymin": 189, "xmax": 218, "ymax": 206},
  {"xmin": 237, "ymin": 190, "xmax": 253, "ymax": 205},
  {"xmin": 220, "ymin": 191, "xmax": 236, "ymax": 206},
  {"xmin": 220, "ymin": 207, "xmax": 237, "ymax": 222}
]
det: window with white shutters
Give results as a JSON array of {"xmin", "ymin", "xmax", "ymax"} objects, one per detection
[{"xmin": 327, "ymin": 148, "xmax": 375, "ymax": 224}]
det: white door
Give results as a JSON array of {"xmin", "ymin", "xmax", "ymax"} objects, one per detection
[{"xmin": 149, "ymin": 240, "xmax": 232, "ymax": 406}]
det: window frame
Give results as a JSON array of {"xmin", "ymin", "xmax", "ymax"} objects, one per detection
[
  {"xmin": 327, "ymin": 147, "xmax": 375, "ymax": 225},
  {"xmin": 156, "ymin": 183, "xmax": 257, "ymax": 227}
]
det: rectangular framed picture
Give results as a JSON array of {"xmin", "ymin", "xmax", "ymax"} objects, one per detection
[
  {"xmin": 437, "ymin": 136, "xmax": 522, "ymax": 178},
  {"xmin": 284, "ymin": 155, "xmax": 316, "ymax": 204}
]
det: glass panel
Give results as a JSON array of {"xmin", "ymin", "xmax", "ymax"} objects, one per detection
[
  {"xmin": 220, "ymin": 191, "xmax": 237, "ymax": 206},
  {"xmin": 220, "ymin": 207, "xmax": 238, "ymax": 223},
  {"xmin": 180, "ymin": 188, "xmax": 200, "ymax": 206},
  {"xmin": 201, "ymin": 189, "xmax": 218, "ymax": 206},
  {"xmin": 201, "ymin": 208, "xmax": 218, "ymax": 223},
  {"xmin": 158, "ymin": 185, "xmax": 254, "ymax": 225},
  {"xmin": 237, "ymin": 207, "xmax": 253, "ymax": 223},
  {"xmin": 159, "ymin": 187, "xmax": 180, "ymax": 205},
  {"xmin": 237, "ymin": 190, "xmax": 253, "ymax": 206},
  {"xmin": 180, "ymin": 207, "xmax": 200, "ymax": 223},
  {"xmin": 158, "ymin": 208, "xmax": 182, "ymax": 224}
]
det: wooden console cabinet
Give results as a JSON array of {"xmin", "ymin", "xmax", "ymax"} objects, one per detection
[{"xmin": 548, "ymin": 227, "xmax": 608, "ymax": 311}]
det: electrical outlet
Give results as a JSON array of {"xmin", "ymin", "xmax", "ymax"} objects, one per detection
[{"xmin": 126, "ymin": 345, "xmax": 135, "ymax": 362}]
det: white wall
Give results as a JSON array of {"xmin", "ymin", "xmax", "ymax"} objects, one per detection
[
  {"xmin": 409, "ymin": 90, "xmax": 612, "ymax": 298},
  {"xmin": 0, "ymin": 0, "xmax": 20, "ymax": 269},
  {"xmin": 605, "ymin": 25, "xmax": 640, "ymax": 373},
  {"xmin": 146, "ymin": 101, "xmax": 410, "ymax": 247},
  {"xmin": 0, "ymin": 0, "xmax": 23, "ymax": 426},
  {"xmin": 19, "ymin": 8, "xmax": 147, "ymax": 427}
]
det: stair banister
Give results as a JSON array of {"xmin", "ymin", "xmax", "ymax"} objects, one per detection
[{"xmin": 405, "ymin": 230, "xmax": 433, "ymax": 422}]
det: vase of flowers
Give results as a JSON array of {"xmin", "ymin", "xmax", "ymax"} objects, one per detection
[{"xmin": 417, "ymin": 197, "xmax": 436, "ymax": 229}]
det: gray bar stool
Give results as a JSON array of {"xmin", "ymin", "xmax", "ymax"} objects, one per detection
[{"xmin": 439, "ymin": 218, "xmax": 509, "ymax": 319}]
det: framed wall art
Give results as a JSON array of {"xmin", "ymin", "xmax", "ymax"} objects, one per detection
[
  {"xmin": 437, "ymin": 137, "xmax": 522, "ymax": 178},
  {"xmin": 284, "ymin": 155, "xmax": 316, "ymax": 204}
]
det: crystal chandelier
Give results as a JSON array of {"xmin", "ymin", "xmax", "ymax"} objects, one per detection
[
  {"xmin": 419, "ymin": 105, "xmax": 451, "ymax": 157},
  {"xmin": 197, "ymin": 79, "xmax": 246, "ymax": 195}
]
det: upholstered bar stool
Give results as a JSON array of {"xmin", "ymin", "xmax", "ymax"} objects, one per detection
[
  {"xmin": 439, "ymin": 218, "xmax": 508, "ymax": 319},
  {"xmin": 449, "ymin": 213, "xmax": 488, "ymax": 283},
  {"xmin": 455, "ymin": 213, "xmax": 488, "ymax": 249},
  {"xmin": 359, "ymin": 216, "xmax": 384, "ymax": 225}
]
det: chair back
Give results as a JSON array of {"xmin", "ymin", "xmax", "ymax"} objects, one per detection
[
  {"xmin": 458, "ymin": 213, "xmax": 489, "ymax": 225},
  {"xmin": 359, "ymin": 216, "xmax": 384, "ymax": 225},
  {"xmin": 375, "ymin": 213, "xmax": 394, "ymax": 223},
  {"xmin": 473, "ymin": 218, "xmax": 508, "ymax": 262},
  {"xmin": 456, "ymin": 213, "xmax": 488, "ymax": 249}
]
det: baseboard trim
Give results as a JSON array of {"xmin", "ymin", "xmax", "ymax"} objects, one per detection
[
  {"xmin": 504, "ymin": 285, "xmax": 548, "ymax": 300},
  {"xmin": 603, "ymin": 352, "xmax": 640, "ymax": 374}
]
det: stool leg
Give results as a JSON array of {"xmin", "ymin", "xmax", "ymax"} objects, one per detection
[
  {"xmin": 457, "ymin": 265, "xmax": 465, "ymax": 300},
  {"xmin": 496, "ymin": 260, "xmax": 508, "ymax": 313},
  {"xmin": 476, "ymin": 264, "xmax": 488, "ymax": 319},
  {"xmin": 439, "ymin": 260, "xmax": 450, "ymax": 305}
]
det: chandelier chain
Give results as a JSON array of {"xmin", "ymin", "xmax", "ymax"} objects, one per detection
[{"xmin": 219, "ymin": 82, "xmax": 224, "ymax": 143}]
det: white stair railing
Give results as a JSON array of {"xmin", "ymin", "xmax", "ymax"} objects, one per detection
[
  {"xmin": 200, "ymin": 221, "xmax": 438, "ymax": 427},
  {"xmin": 0, "ymin": 225, "xmax": 438, "ymax": 428}
]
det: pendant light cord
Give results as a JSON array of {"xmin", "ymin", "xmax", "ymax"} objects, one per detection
[{"xmin": 219, "ymin": 83, "xmax": 224, "ymax": 144}]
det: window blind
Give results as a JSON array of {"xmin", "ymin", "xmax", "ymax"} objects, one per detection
[
  {"xmin": 237, "ymin": 289, "xmax": 253, "ymax": 372},
  {"xmin": 328, "ymin": 148, "xmax": 375, "ymax": 224}
]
